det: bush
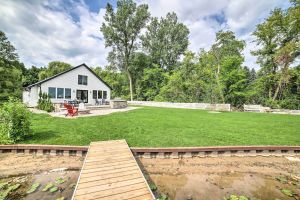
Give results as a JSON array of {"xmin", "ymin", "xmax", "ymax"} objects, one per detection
[
  {"xmin": 0, "ymin": 98, "xmax": 31, "ymax": 144},
  {"xmin": 37, "ymin": 92, "xmax": 54, "ymax": 112}
]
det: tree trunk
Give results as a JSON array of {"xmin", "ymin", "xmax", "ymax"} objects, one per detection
[
  {"xmin": 127, "ymin": 71, "xmax": 133, "ymax": 101},
  {"xmin": 216, "ymin": 63, "xmax": 225, "ymax": 103},
  {"xmin": 273, "ymin": 63, "xmax": 289, "ymax": 101}
]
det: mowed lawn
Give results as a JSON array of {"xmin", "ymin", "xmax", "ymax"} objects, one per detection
[{"xmin": 25, "ymin": 107, "xmax": 300, "ymax": 147}]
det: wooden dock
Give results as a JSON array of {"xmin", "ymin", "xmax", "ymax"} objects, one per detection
[{"xmin": 72, "ymin": 140, "xmax": 154, "ymax": 200}]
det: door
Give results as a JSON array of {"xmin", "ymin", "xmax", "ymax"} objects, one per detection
[{"xmin": 76, "ymin": 90, "xmax": 88, "ymax": 103}]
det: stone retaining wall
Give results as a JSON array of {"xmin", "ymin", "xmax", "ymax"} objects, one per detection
[
  {"xmin": 128, "ymin": 101, "xmax": 231, "ymax": 111},
  {"xmin": 1, "ymin": 144, "xmax": 299, "ymax": 158}
]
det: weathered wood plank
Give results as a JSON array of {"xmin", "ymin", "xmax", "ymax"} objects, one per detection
[{"xmin": 72, "ymin": 140, "xmax": 154, "ymax": 200}]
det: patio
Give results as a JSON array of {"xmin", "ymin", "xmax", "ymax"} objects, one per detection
[{"xmin": 30, "ymin": 106, "xmax": 140, "ymax": 118}]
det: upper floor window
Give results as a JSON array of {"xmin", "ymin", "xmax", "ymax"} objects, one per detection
[{"xmin": 78, "ymin": 75, "xmax": 88, "ymax": 85}]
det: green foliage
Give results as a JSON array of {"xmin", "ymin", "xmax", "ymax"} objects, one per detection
[
  {"xmin": 158, "ymin": 194, "xmax": 168, "ymax": 200},
  {"xmin": 55, "ymin": 177, "xmax": 66, "ymax": 184},
  {"xmin": 101, "ymin": 0, "xmax": 150, "ymax": 101},
  {"xmin": 37, "ymin": 92, "xmax": 54, "ymax": 112},
  {"xmin": 42, "ymin": 182, "xmax": 54, "ymax": 192},
  {"xmin": 22, "ymin": 66, "xmax": 44, "ymax": 87},
  {"xmin": 224, "ymin": 195, "xmax": 249, "ymax": 200},
  {"xmin": 26, "ymin": 183, "xmax": 40, "ymax": 194},
  {"xmin": 49, "ymin": 186, "xmax": 58, "ymax": 193},
  {"xmin": 149, "ymin": 182, "xmax": 157, "ymax": 191},
  {"xmin": 136, "ymin": 66, "xmax": 168, "ymax": 101},
  {"xmin": 0, "ymin": 183, "xmax": 20, "ymax": 200},
  {"xmin": 141, "ymin": 12, "xmax": 189, "ymax": 70},
  {"xmin": 281, "ymin": 189, "xmax": 294, "ymax": 197},
  {"xmin": 38, "ymin": 61, "xmax": 71, "ymax": 80},
  {"xmin": 0, "ymin": 31, "xmax": 23, "ymax": 103},
  {"xmin": 0, "ymin": 98, "xmax": 31, "ymax": 144}
]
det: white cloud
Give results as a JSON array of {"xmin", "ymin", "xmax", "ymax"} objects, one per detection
[
  {"xmin": 140, "ymin": 0, "xmax": 289, "ymax": 69},
  {"xmin": 0, "ymin": 0, "xmax": 290, "ymax": 69},
  {"xmin": 0, "ymin": 0, "xmax": 109, "ymax": 68}
]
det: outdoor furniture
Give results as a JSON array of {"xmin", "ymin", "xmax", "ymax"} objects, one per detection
[
  {"xmin": 95, "ymin": 99, "xmax": 101, "ymax": 105},
  {"xmin": 68, "ymin": 100, "xmax": 79, "ymax": 107},
  {"xmin": 64, "ymin": 103, "xmax": 78, "ymax": 117},
  {"xmin": 78, "ymin": 102, "xmax": 91, "ymax": 114}
]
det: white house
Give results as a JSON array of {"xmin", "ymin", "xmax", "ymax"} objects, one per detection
[{"xmin": 23, "ymin": 63, "xmax": 112, "ymax": 107}]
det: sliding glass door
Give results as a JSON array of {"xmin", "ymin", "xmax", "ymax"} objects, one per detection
[{"xmin": 76, "ymin": 90, "xmax": 88, "ymax": 103}]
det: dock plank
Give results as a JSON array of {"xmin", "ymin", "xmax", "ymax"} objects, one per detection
[{"xmin": 72, "ymin": 140, "xmax": 154, "ymax": 200}]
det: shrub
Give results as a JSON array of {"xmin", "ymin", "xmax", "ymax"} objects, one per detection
[
  {"xmin": 0, "ymin": 98, "xmax": 31, "ymax": 144},
  {"xmin": 37, "ymin": 92, "xmax": 54, "ymax": 112}
]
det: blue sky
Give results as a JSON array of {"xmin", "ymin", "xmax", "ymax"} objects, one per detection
[{"xmin": 0, "ymin": 0, "xmax": 290, "ymax": 69}]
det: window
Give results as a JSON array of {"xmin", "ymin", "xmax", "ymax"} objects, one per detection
[
  {"xmin": 92, "ymin": 90, "xmax": 97, "ymax": 99},
  {"xmin": 78, "ymin": 75, "xmax": 88, "ymax": 85},
  {"xmin": 57, "ymin": 88, "xmax": 64, "ymax": 99},
  {"xmin": 103, "ymin": 91, "xmax": 107, "ymax": 99},
  {"xmin": 98, "ymin": 90, "xmax": 102, "ymax": 99},
  {"xmin": 48, "ymin": 87, "xmax": 56, "ymax": 98},
  {"xmin": 65, "ymin": 88, "xmax": 71, "ymax": 99}
]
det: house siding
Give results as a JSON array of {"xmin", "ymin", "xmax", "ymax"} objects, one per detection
[{"xmin": 23, "ymin": 65, "xmax": 111, "ymax": 107}]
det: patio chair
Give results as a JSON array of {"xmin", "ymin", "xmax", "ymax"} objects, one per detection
[{"xmin": 64, "ymin": 103, "xmax": 78, "ymax": 117}]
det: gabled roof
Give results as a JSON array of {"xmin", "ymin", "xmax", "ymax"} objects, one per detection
[{"xmin": 25, "ymin": 63, "xmax": 112, "ymax": 90}]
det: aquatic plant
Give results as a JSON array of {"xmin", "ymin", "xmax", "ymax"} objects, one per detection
[
  {"xmin": 42, "ymin": 182, "xmax": 54, "ymax": 192},
  {"xmin": 50, "ymin": 186, "xmax": 58, "ymax": 193},
  {"xmin": 0, "ymin": 183, "xmax": 21, "ymax": 200},
  {"xmin": 149, "ymin": 183, "xmax": 157, "ymax": 191},
  {"xmin": 158, "ymin": 194, "xmax": 168, "ymax": 200},
  {"xmin": 224, "ymin": 195, "xmax": 249, "ymax": 200},
  {"xmin": 55, "ymin": 178, "xmax": 66, "ymax": 184},
  {"xmin": 275, "ymin": 176, "xmax": 288, "ymax": 184},
  {"xmin": 0, "ymin": 182, "xmax": 8, "ymax": 190},
  {"xmin": 281, "ymin": 189, "xmax": 294, "ymax": 197},
  {"xmin": 26, "ymin": 183, "xmax": 40, "ymax": 194}
]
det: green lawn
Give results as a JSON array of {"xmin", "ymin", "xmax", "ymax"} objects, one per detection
[{"xmin": 25, "ymin": 107, "xmax": 300, "ymax": 147}]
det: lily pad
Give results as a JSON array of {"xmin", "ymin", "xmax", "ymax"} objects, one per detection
[
  {"xmin": 0, "ymin": 183, "xmax": 21, "ymax": 200},
  {"xmin": 50, "ymin": 186, "xmax": 58, "ymax": 193},
  {"xmin": 42, "ymin": 182, "xmax": 54, "ymax": 192},
  {"xmin": 0, "ymin": 182, "xmax": 8, "ymax": 190},
  {"xmin": 55, "ymin": 178, "xmax": 66, "ymax": 184},
  {"xmin": 26, "ymin": 183, "xmax": 40, "ymax": 194},
  {"xmin": 281, "ymin": 189, "xmax": 294, "ymax": 197},
  {"xmin": 276, "ymin": 176, "xmax": 288, "ymax": 184}
]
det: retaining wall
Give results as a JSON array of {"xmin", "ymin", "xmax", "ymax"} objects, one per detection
[
  {"xmin": 129, "ymin": 101, "xmax": 231, "ymax": 111},
  {"xmin": 1, "ymin": 144, "xmax": 299, "ymax": 158}
]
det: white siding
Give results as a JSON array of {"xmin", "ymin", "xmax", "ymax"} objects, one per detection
[
  {"xmin": 22, "ymin": 86, "xmax": 39, "ymax": 107},
  {"xmin": 23, "ymin": 65, "xmax": 111, "ymax": 106}
]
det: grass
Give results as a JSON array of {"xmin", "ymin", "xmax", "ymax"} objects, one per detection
[{"xmin": 24, "ymin": 106, "xmax": 300, "ymax": 147}]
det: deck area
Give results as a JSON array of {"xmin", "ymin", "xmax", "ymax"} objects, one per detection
[{"xmin": 72, "ymin": 140, "xmax": 154, "ymax": 200}]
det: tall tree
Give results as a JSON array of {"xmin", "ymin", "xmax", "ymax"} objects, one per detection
[
  {"xmin": 209, "ymin": 30, "xmax": 246, "ymax": 103},
  {"xmin": 101, "ymin": 0, "xmax": 150, "ymax": 101},
  {"xmin": 0, "ymin": 31, "xmax": 22, "ymax": 102},
  {"xmin": 38, "ymin": 61, "xmax": 71, "ymax": 80},
  {"xmin": 141, "ymin": 12, "xmax": 189, "ymax": 71},
  {"xmin": 252, "ymin": 1, "xmax": 299, "ymax": 103}
]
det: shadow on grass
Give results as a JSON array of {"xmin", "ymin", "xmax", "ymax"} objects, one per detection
[{"xmin": 25, "ymin": 130, "xmax": 58, "ymax": 143}]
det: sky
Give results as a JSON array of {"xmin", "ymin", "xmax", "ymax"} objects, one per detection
[{"xmin": 0, "ymin": 0, "xmax": 290, "ymax": 69}]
